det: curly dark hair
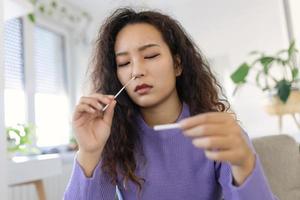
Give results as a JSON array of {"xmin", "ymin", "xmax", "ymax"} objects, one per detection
[{"xmin": 89, "ymin": 7, "xmax": 230, "ymax": 193}]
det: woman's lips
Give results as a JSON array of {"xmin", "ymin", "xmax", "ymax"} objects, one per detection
[
  {"xmin": 135, "ymin": 84, "xmax": 153, "ymax": 95},
  {"xmin": 136, "ymin": 86, "xmax": 152, "ymax": 95}
]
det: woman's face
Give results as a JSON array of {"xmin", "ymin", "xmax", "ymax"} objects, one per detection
[{"xmin": 115, "ymin": 23, "xmax": 182, "ymax": 108}]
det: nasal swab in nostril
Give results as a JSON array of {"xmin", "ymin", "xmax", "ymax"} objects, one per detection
[{"xmin": 102, "ymin": 76, "xmax": 137, "ymax": 112}]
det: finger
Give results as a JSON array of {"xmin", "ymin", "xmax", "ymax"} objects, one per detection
[
  {"xmin": 79, "ymin": 97, "xmax": 105, "ymax": 111},
  {"xmin": 179, "ymin": 112, "xmax": 234, "ymax": 130},
  {"xmin": 103, "ymin": 100, "xmax": 117, "ymax": 125},
  {"xmin": 73, "ymin": 112, "xmax": 93, "ymax": 127},
  {"xmin": 182, "ymin": 124, "xmax": 227, "ymax": 138},
  {"xmin": 191, "ymin": 136, "xmax": 231, "ymax": 150},
  {"xmin": 76, "ymin": 104, "xmax": 97, "ymax": 114},
  {"xmin": 89, "ymin": 93, "xmax": 114, "ymax": 104},
  {"xmin": 73, "ymin": 106, "xmax": 104, "ymax": 126},
  {"xmin": 204, "ymin": 149, "xmax": 234, "ymax": 162},
  {"xmin": 79, "ymin": 93, "xmax": 113, "ymax": 107},
  {"xmin": 73, "ymin": 104, "xmax": 97, "ymax": 121}
]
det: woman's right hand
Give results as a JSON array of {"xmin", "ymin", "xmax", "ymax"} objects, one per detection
[{"xmin": 72, "ymin": 93, "xmax": 117, "ymax": 156}]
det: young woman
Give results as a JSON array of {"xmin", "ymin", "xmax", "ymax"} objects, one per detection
[{"xmin": 64, "ymin": 8, "xmax": 277, "ymax": 200}]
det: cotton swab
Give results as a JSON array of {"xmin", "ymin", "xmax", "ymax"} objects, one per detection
[
  {"xmin": 102, "ymin": 76, "xmax": 136, "ymax": 112},
  {"xmin": 153, "ymin": 123, "xmax": 181, "ymax": 131}
]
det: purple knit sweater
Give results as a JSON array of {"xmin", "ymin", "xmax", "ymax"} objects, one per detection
[{"xmin": 64, "ymin": 103, "xmax": 277, "ymax": 200}]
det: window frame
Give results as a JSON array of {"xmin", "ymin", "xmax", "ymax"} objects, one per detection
[
  {"xmin": 21, "ymin": 16, "xmax": 74, "ymax": 149},
  {"xmin": 0, "ymin": 0, "xmax": 9, "ymax": 197}
]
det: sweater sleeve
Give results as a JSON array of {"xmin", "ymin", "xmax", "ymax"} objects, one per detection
[
  {"xmin": 216, "ymin": 154, "xmax": 279, "ymax": 200},
  {"xmin": 215, "ymin": 128, "xmax": 279, "ymax": 200},
  {"xmin": 64, "ymin": 156, "xmax": 116, "ymax": 200}
]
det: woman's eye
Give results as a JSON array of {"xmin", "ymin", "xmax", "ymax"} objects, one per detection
[
  {"xmin": 118, "ymin": 62, "xmax": 130, "ymax": 67},
  {"xmin": 145, "ymin": 54, "xmax": 160, "ymax": 59}
]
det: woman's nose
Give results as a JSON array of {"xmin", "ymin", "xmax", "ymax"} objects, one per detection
[{"xmin": 131, "ymin": 61, "xmax": 146, "ymax": 78}]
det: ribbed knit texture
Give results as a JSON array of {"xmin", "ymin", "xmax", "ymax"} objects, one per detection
[{"xmin": 64, "ymin": 103, "xmax": 277, "ymax": 200}]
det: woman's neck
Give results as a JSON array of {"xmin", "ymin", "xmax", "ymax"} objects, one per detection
[{"xmin": 139, "ymin": 92, "xmax": 183, "ymax": 128}]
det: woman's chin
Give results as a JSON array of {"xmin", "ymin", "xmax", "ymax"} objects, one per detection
[{"xmin": 132, "ymin": 96, "xmax": 160, "ymax": 109}]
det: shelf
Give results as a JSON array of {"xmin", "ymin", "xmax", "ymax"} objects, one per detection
[{"xmin": 8, "ymin": 154, "xmax": 62, "ymax": 186}]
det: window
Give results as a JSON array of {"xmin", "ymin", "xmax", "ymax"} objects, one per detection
[
  {"xmin": 4, "ymin": 17, "xmax": 71, "ymax": 149},
  {"xmin": 34, "ymin": 26, "xmax": 70, "ymax": 147},
  {"xmin": 4, "ymin": 18, "xmax": 26, "ymax": 127}
]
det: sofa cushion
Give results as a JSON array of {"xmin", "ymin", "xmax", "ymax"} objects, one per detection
[{"xmin": 252, "ymin": 135, "xmax": 300, "ymax": 200}]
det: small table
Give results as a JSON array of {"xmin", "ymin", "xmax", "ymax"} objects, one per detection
[
  {"xmin": 264, "ymin": 91, "xmax": 300, "ymax": 133},
  {"xmin": 8, "ymin": 154, "xmax": 62, "ymax": 200}
]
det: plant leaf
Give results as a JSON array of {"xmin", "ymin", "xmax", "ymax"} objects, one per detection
[
  {"xmin": 276, "ymin": 80, "xmax": 291, "ymax": 103},
  {"xmin": 288, "ymin": 40, "xmax": 296, "ymax": 57},
  {"xmin": 276, "ymin": 58, "xmax": 288, "ymax": 65},
  {"xmin": 39, "ymin": 5, "xmax": 45, "ymax": 13},
  {"xmin": 230, "ymin": 63, "xmax": 250, "ymax": 84},
  {"xmin": 255, "ymin": 71, "xmax": 263, "ymax": 89},
  {"xmin": 292, "ymin": 68, "xmax": 299, "ymax": 79},
  {"xmin": 260, "ymin": 56, "xmax": 274, "ymax": 74},
  {"xmin": 27, "ymin": 13, "xmax": 35, "ymax": 23}
]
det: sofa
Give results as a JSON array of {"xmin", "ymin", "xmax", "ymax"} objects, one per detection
[{"xmin": 252, "ymin": 134, "xmax": 300, "ymax": 200}]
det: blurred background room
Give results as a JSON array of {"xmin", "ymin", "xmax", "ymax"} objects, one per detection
[{"xmin": 0, "ymin": 0, "xmax": 300, "ymax": 199}]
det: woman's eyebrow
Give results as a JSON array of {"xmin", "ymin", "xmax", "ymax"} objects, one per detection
[{"xmin": 116, "ymin": 44, "xmax": 160, "ymax": 57}]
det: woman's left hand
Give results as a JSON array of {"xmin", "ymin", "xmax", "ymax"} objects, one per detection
[{"xmin": 179, "ymin": 112, "xmax": 256, "ymax": 186}]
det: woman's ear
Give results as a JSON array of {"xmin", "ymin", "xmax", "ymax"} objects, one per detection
[{"xmin": 174, "ymin": 55, "xmax": 183, "ymax": 76}]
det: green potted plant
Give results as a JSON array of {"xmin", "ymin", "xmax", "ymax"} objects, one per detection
[
  {"xmin": 230, "ymin": 41, "xmax": 300, "ymax": 131},
  {"xmin": 230, "ymin": 40, "xmax": 299, "ymax": 103},
  {"xmin": 6, "ymin": 123, "xmax": 40, "ymax": 156}
]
